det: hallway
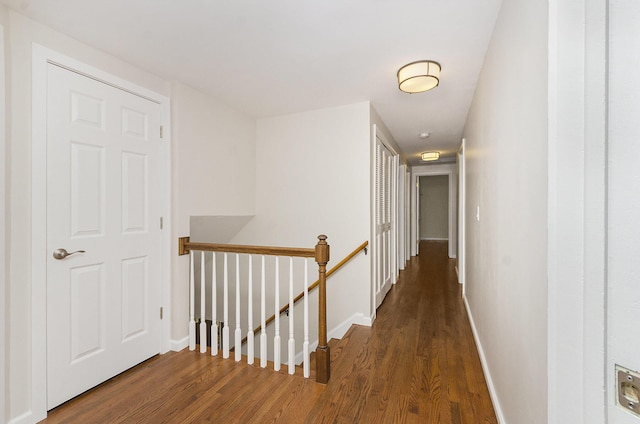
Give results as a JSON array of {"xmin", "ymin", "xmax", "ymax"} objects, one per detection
[
  {"xmin": 304, "ymin": 240, "xmax": 497, "ymax": 422},
  {"xmin": 42, "ymin": 241, "xmax": 496, "ymax": 423}
]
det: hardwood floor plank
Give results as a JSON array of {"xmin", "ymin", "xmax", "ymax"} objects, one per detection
[{"xmin": 41, "ymin": 241, "xmax": 497, "ymax": 423}]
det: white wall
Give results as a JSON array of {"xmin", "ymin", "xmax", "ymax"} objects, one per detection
[
  {"xmin": 232, "ymin": 102, "xmax": 372, "ymax": 333},
  {"xmin": 419, "ymin": 175, "xmax": 449, "ymax": 240},
  {"xmin": 462, "ymin": 0, "xmax": 548, "ymax": 422},
  {"xmin": 170, "ymin": 81, "xmax": 255, "ymax": 344}
]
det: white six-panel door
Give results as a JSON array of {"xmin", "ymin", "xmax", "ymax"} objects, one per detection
[{"xmin": 46, "ymin": 63, "xmax": 162, "ymax": 409}]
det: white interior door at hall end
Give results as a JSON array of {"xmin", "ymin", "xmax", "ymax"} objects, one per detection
[{"xmin": 46, "ymin": 63, "xmax": 162, "ymax": 409}]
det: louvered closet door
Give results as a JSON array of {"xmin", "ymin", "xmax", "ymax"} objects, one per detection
[
  {"xmin": 374, "ymin": 136, "xmax": 397, "ymax": 308},
  {"xmin": 46, "ymin": 63, "xmax": 162, "ymax": 409}
]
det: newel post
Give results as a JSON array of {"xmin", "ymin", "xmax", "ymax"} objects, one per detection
[{"xmin": 315, "ymin": 234, "xmax": 331, "ymax": 384}]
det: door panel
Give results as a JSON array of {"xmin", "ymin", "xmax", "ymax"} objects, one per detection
[
  {"xmin": 70, "ymin": 142, "xmax": 105, "ymax": 236},
  {"xmin": 69, "ymin": 263, "xmax": 105, "ymax": 362},
  {"xmin": 121, "ymin": 256, "xmax": 148, "ymax": 341},
  {"xmin": 46, "ymin": 63, "xmax": 162, "ymax": 409},
  {"xmin": 122, "ymin": 152, "xmax": 148, "ymax": 232}
]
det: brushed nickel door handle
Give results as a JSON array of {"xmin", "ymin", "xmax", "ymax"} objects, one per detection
[{"xmin": 53, "ymin": 248, "xmax": 86, "ymax": 260}]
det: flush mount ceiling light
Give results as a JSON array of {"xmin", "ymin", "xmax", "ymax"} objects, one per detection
[
  {"xmin": 421, "ymin": 152, "xmax": 440, "ymax": 161},
  {"xmin": 397, "ymin": 60, "xmax": 441, "ymax": 93},
  {"xmin": 419, "ymin": 132, "xmax": 430, "ymax": 139}
]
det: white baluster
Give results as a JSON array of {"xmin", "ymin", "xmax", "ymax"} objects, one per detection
[
  {"xmin": 247, "ymin": 255, "xmax": 254, "ymax": 365},
  {"xmin": 288, "ymin": 257, "xmax": 295, "ymax": 375},
  {"xmin": 303, "ymin": 259, "xmax": 310, "ymax": 378},
  {"xmin": 211, "ymin": 252, "xmax": 218, "ymax": 356},
  {"xmin": 223, "ymin": 253, "xmax": 230, "ymax": 359},
  {"xmin": 200, "ymin": 251, "xmax": 207, "ymax": 353},
  {"xmin": 260, "ymin": 255, "xmax": 267, "ymax": 368},
  {"xmin": 189, "ymin": 251, "xmax": 196, "ymax": 351},
  {"xmin": 274, "ymin": 257, "xmax": 281, "ymax": 371},
  {"xmin": 235, "ymin": 254, "xmax": 242, "ymax": 362}
]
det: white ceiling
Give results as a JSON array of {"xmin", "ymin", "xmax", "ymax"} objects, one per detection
[{"xmin": 2, "ymin": 0, "xmax": 502, "ymax": 166}]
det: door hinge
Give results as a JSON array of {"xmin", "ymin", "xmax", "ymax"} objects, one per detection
[
  {"xmin": 160, "ymin": 307, "xmax": 164, "ymax": 320},
  {"xmin": 160, "ymin": 217, "xmax": 163, "ymax": 229},
  {"xmin": 160, "ymin": 125, "xmax": 164, "ymax": 139}
]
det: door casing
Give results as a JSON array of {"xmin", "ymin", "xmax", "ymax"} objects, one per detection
[
  {"xmin": 370, "ymin": 124, "xmax": 399, "ymax": 319},
  {"xmin": 410, "ymin": 164, "xmax": 457, "ymax": 259},
  {"xmin": 457, "ymin": 140, "xmax": 466, "ymax": 291},
  {"xmin": 0, "ymin": 22, "xmax": 6, "ymax": 424}
]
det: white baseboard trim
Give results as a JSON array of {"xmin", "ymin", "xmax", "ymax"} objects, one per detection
[
  {"xmin": 420, "ymin": 237, "xmax": 449, "ymax": 241},
  {"xmin": 455, "ymin": 266, "xmax": 464, "ymax": 285},
  {"xmin": 463, "ymin": 295, "xmax": 506, "ymax": 424},
  {"xmin": 171, "ymin": 336, "xmax": 189, "ymax": 352},
  {"xmin": 328, "ymin": 313, "xmax": 368, "ymax": 339},
  {"xmin": 8, "ymin": 410, "xmax": 37, "ymax": 424},
  {"xmin": 294, "ymin": 313, "xmax": 370, "ymax": 364},
  {"xmin": 361, "ymin": 314, "xmax": 374, "ymax": 327}
]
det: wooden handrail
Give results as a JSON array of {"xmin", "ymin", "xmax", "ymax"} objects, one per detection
[
  {"xmin": 241, "ymin": 240, "xmax": 369, "ymax": 345},
  {"xmin": 178, "ymin": 237, "xmax": 315, "ymax": 258}
]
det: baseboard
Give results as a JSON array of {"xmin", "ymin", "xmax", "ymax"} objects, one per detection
[
  {"xmin": 8, "ymin": 410, "xmax": 38, "ymax": 424},
  {"xmin": 420, "ymin": 237, "xmax": 448, "ymax": 241},
  {"xmin": 294, "ymin": 313, "xmax": 369, "ymax": 364},
  {"xmin": 171, "ymin": 336, "xmax": 189, "ymax": 352},
  {"xmin": 328, "ymin": 313, "xmax": 368, "ymax": 339},
  {"xmin": 463, "ymin": 295, "xmax": 506, "ymax": 424}
]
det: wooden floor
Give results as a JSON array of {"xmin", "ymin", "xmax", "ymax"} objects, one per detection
[{"xmin": 42, "ymin": 241, "xmax": 497, "ymax": 423}]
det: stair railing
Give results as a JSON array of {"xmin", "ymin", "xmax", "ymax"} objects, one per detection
[
  {"xmin": 243, "ymin": 241, "xmax": 369, "ymax": 347},
  {"xmin": 178, "ymin": 235, "xmax": 331, "ymax": 383}
]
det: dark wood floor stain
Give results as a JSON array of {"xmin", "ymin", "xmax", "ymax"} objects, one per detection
[{"xmin": 41, "ymin": 241, "xmax": 497, "ymax": 423}]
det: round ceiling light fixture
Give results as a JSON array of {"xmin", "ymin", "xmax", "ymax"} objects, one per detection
[
  {"xmin": 419, "ymin": 132, "xmax": 430, "ymax": 139},
  {"xmin": 397, "ymin": 60, "xmax": 441, "ymax": 93}
]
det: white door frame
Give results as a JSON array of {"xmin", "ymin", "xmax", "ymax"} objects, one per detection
[
  {"xmin": 547, "ymin": 0, "xmax": 607, "ymax": 421},
  {"xmin": 405, "ymin": 168, "xmax": 411, "ymax": 265},
  {"xmin": 370, "ymin": 124, "xmax": 399, "ymax": 315},
  {"xmin": 30, "ymin": 44, "xmax": 172, "ymax": 422},
  {"xmin": 0, "ymin": 22, "xmax": 6, "ymax": 424},
  {"xmin": 457, "ymin": 140, "xmax": 466, "ymax": 290},
  {"xmin": 411, "ymin": 164, "xmax": 457, "ymax": 259},
  {"xmin": 397, "ymin": 164, "xmax": 406, "ymax": 270}
]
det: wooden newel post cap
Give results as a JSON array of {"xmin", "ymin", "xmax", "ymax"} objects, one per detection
[{"xmin": 315, "ymin": 235, "xmax": 330, "ymax": 265}]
